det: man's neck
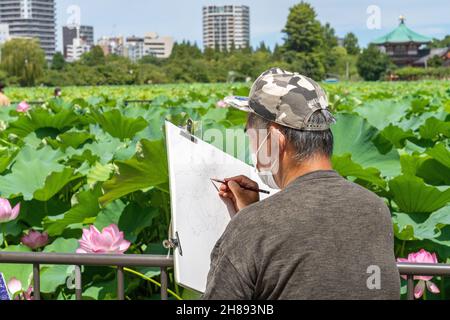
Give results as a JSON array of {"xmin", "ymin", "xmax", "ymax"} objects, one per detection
[{"xmin": 279, "ymin": 156, "xmax": 333, "ymax": 189}]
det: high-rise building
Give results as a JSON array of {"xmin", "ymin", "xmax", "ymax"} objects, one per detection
[
  {"xmin": 124, "ymin": 36, "xmax": 144, "ymax": 62},
  {"xmin": 0, "ymin": 23, "xmax": 9, "ymax": 44},
  {"xmin": 202, "ymin": 5, "xmax": 250, "ymax": 51},
  {"xmin": 143, "ymin": 32, "xmax": 174, "ymax": 59},
  {"xmin": 0, "ymin": 0, "xmax": 56, "ymax": 60},
  {"xmin": 63, "ymin": 25, "xmax": 94, "ymax": 58}
]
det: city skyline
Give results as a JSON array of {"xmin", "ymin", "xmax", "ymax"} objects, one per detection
[{"xmin": 55, "ymin": 0, "xmax": 450, "ymax": 53}]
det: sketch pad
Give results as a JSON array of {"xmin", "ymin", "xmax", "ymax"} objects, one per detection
[{"xmin": 165, "ymin": 121, "xmax": 275, "ymax": 293}]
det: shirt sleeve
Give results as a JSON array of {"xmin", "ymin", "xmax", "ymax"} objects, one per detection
[{"xmin": 201, "ymin": 241, "xmax": 254, "ymax": 300}]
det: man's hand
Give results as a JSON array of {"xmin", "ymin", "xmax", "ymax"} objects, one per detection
[{"xmin": 218, "ymin": 175, "xmax": 260, "ymax": 213}]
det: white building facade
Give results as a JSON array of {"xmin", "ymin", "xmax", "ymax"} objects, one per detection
[
  {"xmin": 202, "ymin": 5, "xmax": 250, "ymax": 51},
  {"xmin": 0, "ymin": 23, "xmax": 9, "ymax": 44},
  {"xmin": 66, "ymin": 37, "xmax": 91, "ymax": 62},
  {"xmin": 143, "ymin": 32, "xmax": 174, "ymax": 59},
  {"xmin": 124, "ymin": 36, "xmax": 144, "ymax": 62}
]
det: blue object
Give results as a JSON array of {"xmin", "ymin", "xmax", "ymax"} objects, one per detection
[
  {"xmin": 0, "ymin": 273, "xmax": 11, "ymax": 300},
  {"xmin": 323, "ymin": 78, "xmax": 339, "ymax": 84}
]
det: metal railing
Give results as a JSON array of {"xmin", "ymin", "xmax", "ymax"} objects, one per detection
[
  {"xmin": 397, "ymin": 262, "xmax": 450, "ymax": 300},
  {"xmin": 124, "ymin": 100, "xmax": 153, "ymax": 106},
  {"xmin": 9, "ymin": 100, "xmax": 154, "ymax": 107},
  {"xmin": 0, "ymin": 252, "xmax": 173, "ymax": 300},
  {"xmin": 10, "ymin": 101, "xmax": 45, "ymax": 105},
  {"xmin": 1, "ymin": 252, "xmax": 450, "ymax": 300}
]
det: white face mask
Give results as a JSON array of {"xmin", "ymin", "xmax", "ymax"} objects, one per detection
[{"xmin": 250, "ymin": 130, "xmax": 280, "ymax": 190}]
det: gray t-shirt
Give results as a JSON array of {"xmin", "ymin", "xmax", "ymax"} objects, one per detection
[{"xmin": 202, "ymin": 170, "xmax": 400, "ymax": 300}]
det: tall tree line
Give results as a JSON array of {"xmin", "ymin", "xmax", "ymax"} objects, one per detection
[{"xmin": 0, "ymin": 1, "xmax": 369, "ymax": 87}]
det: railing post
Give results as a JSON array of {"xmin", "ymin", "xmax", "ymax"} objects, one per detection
[
  {"xmin": 407, "ymin": 275, "xmax": 414, "ymax": 300},
  {"xmin": 117, "ymin": 266, "xmax": 125, "ymax": 300},
  {"xmin": 33, "ymin": 263, "xmax": 41, "ymax": 300},
  {"xmin": 75, "ymin": 265, "xmax": 82, "ymax": 300},
  {"xmin": 161, "ymin": 267, "xmax": 168, "ymax": 300}
]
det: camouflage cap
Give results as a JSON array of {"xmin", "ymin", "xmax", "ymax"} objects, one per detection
[{"xmin": 224, "ymin": 68, "xmax": 335, "ymax": 131}]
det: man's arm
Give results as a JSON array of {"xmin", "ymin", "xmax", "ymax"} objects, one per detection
[
  {"xmin": 218, "ymin": 175, "xmax": 260, "ymax": 212},
  {"xmin": 202, "ymin": 243, "xmax": 254, "ymax": 300}
]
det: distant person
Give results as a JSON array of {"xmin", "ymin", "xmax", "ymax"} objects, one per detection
[
  {"xmin": 54, "ymin": 87, "xmax": 62, "ymax": 98},
  {"xmin": 0, "ymin": 83, "xmax": 10, "ymax": 107}
]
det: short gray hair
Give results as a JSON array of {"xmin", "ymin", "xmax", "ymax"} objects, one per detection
[{"xmin": 247, "ymin": 111, "xmax": 334, "ymax": 162}]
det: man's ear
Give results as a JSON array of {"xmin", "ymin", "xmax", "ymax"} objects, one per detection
[
  {"xmin": 277, "ymin": 129, "xmax": 287, "ymax": 157},
  {"xmin": 269, "ymin": 124, "xmax": 286, "ymax": 156}
]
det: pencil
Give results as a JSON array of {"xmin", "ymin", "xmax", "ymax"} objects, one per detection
[{"xmin": 210, "ymin": 178, "xmax": 271, "ymax": 195}]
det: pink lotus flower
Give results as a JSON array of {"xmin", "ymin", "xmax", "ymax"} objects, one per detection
[
  {"xmin": 7, "ymin": 277, "xmax": 33, "ymax": 300},
  {"xmin": 7, "ymin": 277, "xmax": 22, "ymax": 295},
  {"xmin": 0, "ymin": 198, "xmax": 20, "ymax": 223},
  {"xmin": 16, "ymin": 101, "xmax": 30, "ymax": 113},
  {"xmin": 76, "ymin": 224, "xmax": 130, "ymax": 254},
  {"xmin": 21, "ymin": 230, "xmax": 49, "ymax": 250},
  {"xmin": 216, "ymin": 100, "xmax": 228, "ymax": 108},
  {"xmin": 397, "ymin": 249, "xmax": 440, "ymax": 299}
]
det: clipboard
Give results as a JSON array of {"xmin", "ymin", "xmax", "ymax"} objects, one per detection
[{"xmin": 165, "ymin": 120, "xmax": 276, "ymax": 293}]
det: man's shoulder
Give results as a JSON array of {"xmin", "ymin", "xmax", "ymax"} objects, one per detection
[{"xmin": 338, "ymin": 177, "xmax": 387, "ymax": 206}]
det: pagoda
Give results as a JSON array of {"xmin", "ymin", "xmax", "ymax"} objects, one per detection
[{"xmin": 372, "ymin": 16, "xmax": 432, "ymax": 66}]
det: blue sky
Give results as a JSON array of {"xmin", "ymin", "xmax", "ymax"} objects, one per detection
[{"xmin": 56, "ymin": 0, "xmax": 450, "ymax": 52}]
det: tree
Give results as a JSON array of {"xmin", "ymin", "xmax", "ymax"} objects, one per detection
[
  {"xmin": 81, "ymin": 45, "xmax": 105, "ymax": 66},
  {"xmin": 281, "ymin": 2, "xmax": 326, "ymax": 79},
  {"xmin": 343, "ymin": 33, "xmax": 360, "ymax": 55},
  {"xmin": 323, "ymin": 23, "xmax": 338, "ymax": 49},
  {"xmin": 170, "ymin": 41, "xmax": 203, "ymax": 60},
  {"xmin": 256, "ymin": 41, "xmax": 270, "ymax": 53},
  {"xmin": 321, "ymin": 23, "xmax": 339, "ymax": 74},
  {"xmin": 430, "ymin": 35, "xmax": 450, "ymax": 48},
  {"xmin": 1, "ymin": 38, "xmax": 46, "ymax": 86},
  {"xmin": 272, "ymin": 44, "xmax": 283, "ymax": 61},
  {"xmin": 357, "ymin": 45, "xmax": 391, "ymax": 81},
  {"xmin": 428, "ymin": 55, "xmax": 443, "ymax": 68},
  {"xmin": 51, "ymin": 52, "xmax": 66, "ymax": 70},
  {"xmin": 326, "ymin": 47, "xmax": 359, "ymax": 80},
  {"xmin": 282, "ymin": 2, "xmax": 324, "ymax": 52}
]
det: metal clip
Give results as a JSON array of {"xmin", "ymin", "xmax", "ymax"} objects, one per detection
[
  {"xmin": 163, "ymin": 231, "xmax": 183, "ymax": 256},
  {"xmin": 180, "ymin": 119, "xmax": 197, "ymax": 143}
]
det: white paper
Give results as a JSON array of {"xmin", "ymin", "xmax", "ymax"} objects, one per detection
[{"xmin": 165, "ymin": 121, "xmax": 275, "ymax": 293}]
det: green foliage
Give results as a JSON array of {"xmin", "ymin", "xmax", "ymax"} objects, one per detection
[
  {"xmin": 280, "ymin": 2, "xmax": 327, "ymax": 79},
  {"xmin": 283, "ymin": 2, "xmax": 324, "ymax": 53},
  {"xmin": 81, "ymin": 45, "xmax": 106, "ymax": 66},
  {"xmin": 0, "ymin": 81, "xmax": 449, "ymax": 300},
  {"xmin": 430, "ymin": 35, "xmax": 450, "ymax": 48},
  {"xmin": 357, "ymin": 45, "xmax": 392, "ymax": 81},
  {"xmin": 100, "ymin": 139, "xmax": 168, "ymax": 205},
  {"xmin": 395, "ymin": 67, "xmax": 450, "ymax": 81},
  {"xmin": 343, "ymin": 32, "xmax": 360, "ymax": 55},
  {"xmin": 1, "ymin": 38, "xmax": 46, "ymax": 86},
  {"xmin": 51, "ymin": 52, "xmax": 66, "ymax": 71},
  {"xmin": 89, "ymin": 108, "xmax": 148, "ymax": 141}
]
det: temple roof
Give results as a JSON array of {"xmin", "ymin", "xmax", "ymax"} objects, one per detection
[{"xmin": 372, "ymin": 17, "xmax": 432, "ymax": 45}]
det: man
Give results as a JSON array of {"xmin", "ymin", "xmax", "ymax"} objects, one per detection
[
  {"xmin": 202, "ymin": 68, "xmax": 400, "ymax": 300},
  {"xmin": 0, "ymin": 83, "xmax": 10, "ymax": 107}
]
